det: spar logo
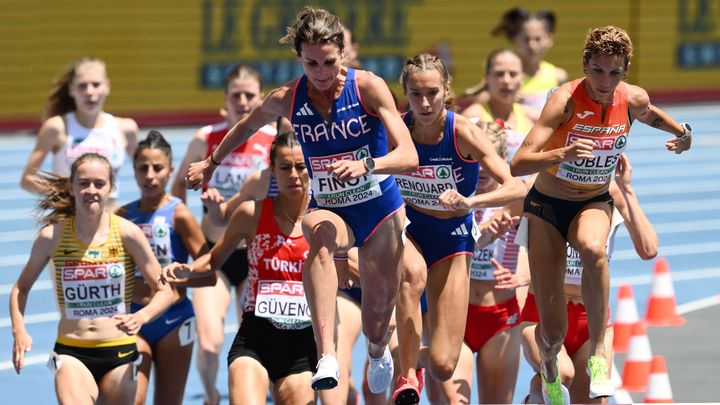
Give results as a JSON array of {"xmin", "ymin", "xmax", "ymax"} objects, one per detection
[
  {"xmin": 310, "ymin": 151, "xmax": 355, "ymax": 172},
  {"xmin": 409, "ymin": 165, "xmax": 451, "ymax": 179},
  {"xmin": 567, "ymin": 134, "xmax": 626, "ymax": 151},
  {"xmin": 355, "ymin": 149, "xmax": 369, "ymax": 160},
  {"xmin": 153, "ymin": 224, "xmax": 168, "ymax": 238}
]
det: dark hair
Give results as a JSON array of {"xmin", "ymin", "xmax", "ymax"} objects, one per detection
[
  {"xmin": 582, "ymin": 26, "xmax": 634, "ymax": 69},
  {"xmin": 44, "ymin": 57, "xmax": 107, "ymax": 120},
  {"xmin": 35, "ymin": 153, "xmax": 114, "ymax": 226},
  {"xmin": 279, "ymin": 7, "xmax": 344, "ymax": 55},
  {"xmin": 491, "ymin": 8, "xmax": 556, "ymax": 40},
  {"xmin": 269, "ymin": 129, "xmax": 300, "ymax": 166},
  {"xmin": 134, "ymin": 130, "xmax": 173, "ymax": 164},
  {"xmin": 485, "ymin": 48, "xmax": 522, "ymax": 74},
  {"xmin": 224, "ymin": 64, "xmax": 262, "ymax": 93},
  {"xmin": 400, "ymin": 54, "xmax": 454, "ymax": 109}
]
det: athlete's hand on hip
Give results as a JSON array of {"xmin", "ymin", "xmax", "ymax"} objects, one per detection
[
  {"xmin": 328, "ymin": 159, "xmax": 368, "ymax": 182},
  {"xmin": 438, "ymin": 189, "xmax": 471, "ymax": 211},
  {"xmin": 114, "ymin": 313, "xmax": 144, "ymax": 335},
  {"xmin": 665, "ymin": 134, "xmax": 691, "ymax": 154},
  {"xmin": 12, "ymin": 330, "xmax": 32, "ymax": 374},
  {"xmin": 564, "ymin": 138, "xmax": 595, "ymax": 161},
  {"xmin": 186, "ymin": 158, "xmax": 216, "ymax": 190}
]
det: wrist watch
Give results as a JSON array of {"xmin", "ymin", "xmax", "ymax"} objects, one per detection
[
  {"xmin": 363, "ymin": 157, "xmax": 376, "ymax": 175},
  {"xmin": 677, "ymin": 123, "xmax": 692, "ymax": 142}
]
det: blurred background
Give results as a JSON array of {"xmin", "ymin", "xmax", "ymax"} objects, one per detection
[{"xmin": 1, "ymin": 0, "xmax": 719, "ymax": 132}]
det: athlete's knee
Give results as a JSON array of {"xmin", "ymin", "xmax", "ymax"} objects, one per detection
[
  {"xmin": 401, "ymin": 261, "xmax": 426, "ymax": 293},
  {"xmin": 577, "ymin": 241, "xmax": 607, "ymax": 269},
  {"xmin": 428, "ymin": 352, "xmax": 458, "ymax": 382},
  {"xmin": 196, "ymin": 334, "xmax": 224, "ymax": 355}
]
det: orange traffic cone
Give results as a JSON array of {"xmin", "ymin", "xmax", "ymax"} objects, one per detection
[
  {"xmin": 645, "ymin": 258, "xmax": 685, "ymax": 326},
  {"xmin": 620, "ymin": 321, "xmax": 652, "ymax": 392},
  {"xmin": 644, "ymin": 355, "xmax": 673, "ymax": 403},
  {"xmin": 611, "ymin": 360, "xmax": 633, "ymax": 404},
  {"xmin": 613, "ymin": 284, "xmax": 639, "ymax": 353}
]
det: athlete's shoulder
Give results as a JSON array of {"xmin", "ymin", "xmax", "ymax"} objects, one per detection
[
  {"xmin": 114, "ymin": 115, "xmax": 139, "ymax": 134},
  {"xmin": 624, "ymin": 83, "xmax": 650, "ymax": 108}
]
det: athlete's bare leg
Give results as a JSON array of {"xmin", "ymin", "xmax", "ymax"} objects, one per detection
[
  {"xmin": 228, "ymin": 357, "xmax": 270, "ymax": 405},
  {"xmin": 395, "ymin": 238, "xmax": 426, "ymax": 385}
]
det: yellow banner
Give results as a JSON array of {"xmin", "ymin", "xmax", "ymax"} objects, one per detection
[{"xmin": 1, "ymin": 0, "xmax": 718, "ymax": 127}]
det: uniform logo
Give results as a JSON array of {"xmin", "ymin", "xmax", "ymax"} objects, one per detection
[
  {"xmin": 450, "ymin": 223, "xmax": 469, "ymax": 236},
  {"xmin": 108, "ymin": 264, "xmax": 124, "ymax": 278},
  {"xmin": 436, "ymin": 166, "xmax": 451, "ymax": 179},
  {"xmin": 86, "ymin": 249, "xmax": 101, "ymax": 259},
  {"xmin": 117, "ymin": 350, "xmax": 134, "ymax": 358},
  {"xmin": 295, "ymin": 102, "xmax": 314, "ymax": 116},
  {"xmin": 576, "ymin": 110, "xmax": 595, "ymax": 119},
  {"xmin": 615, "ymin": 135, "xmax": 627, "ymax": 149},
  {"xmin": 153, "ymin": 224, "xmax": 167, "ymax": 238},
  {"xmin": 355, "ymin": 149, "xmax": 369, "ymax": 160}
]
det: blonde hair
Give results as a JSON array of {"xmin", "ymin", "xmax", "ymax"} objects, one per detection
[
  {"xmin": 582, "ymin": 26, "xmax": 633, "ymax": 69},
  {"xmin": 35, "ymin": 153, "xmax": 114, "ymax": 227},
  {"xmin": 44, "ymin": 57, "xmax": 106, "ymax": 120},
  {"xmin": 477, "ymin": 120, "xmax": 508, "ymax": 159},
  {"xmin": 399, "ymin": 54, "xmax": 454, "ymax": 109},
  {"xmin": 279, "ymin": 7, "xmax": 344, "ymax": 56}
]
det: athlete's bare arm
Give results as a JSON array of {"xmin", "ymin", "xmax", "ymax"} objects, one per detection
[
  {"xmin": 118, "ymin": 218, "xmax": 173, "ymax": 331},
  {"xmin": 171, "ymin": 128, "xmax": 208, "ymax": 201},
  {"xmin": 118, "ymin": 117, "xmax": 139, "ymax": 160},
  {"xmin": 511, "ymin": 84, "xmax": 592, "ymax": 176},
  {"xmin": 627, "ymin": 84, "xmax": 691, "ymax": 154},
  {"xmin": 357, "ymin": 71, "xmax": 418, "ymax": 174},
  {"xmin": 20, "ymin": 117, "xmax": 65, "ymax": 194},
  {"xmin": 10, "ymin": 224, "xmax": 57, "ymax": 373},
  {"xmin": 610, "ymin": 154, "xmax": 658, "ymax": 259},
  {"xmin": 450, "ymin": 116, "xmax": 525, "ymax": 209},
  {"xmin": 173, "ymin": 202, "xmax": 215, "ymax": 287}
]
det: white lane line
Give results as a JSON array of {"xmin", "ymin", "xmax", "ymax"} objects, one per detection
[
  {"xmin": 0, "ymin": 311, "xmax": 59, "ymax": 328},
  {"xmin": 640, "ymin": 198, "xmax": 720, "ymax": 214},
  {"xmin": 0, "ymin": 280, "xmax": 52, "ymax": 295},
  {"xmin": 610, "ymin": 267, "xmax": 720, "ymax": 286},
  {"xmin": 613, "ymin": 241, "xmax": 720, "ymax": 261},
  {"xmin": 676, "ymin": 294, "xmax": 720, "ymax": 314},
  {"xmin": 633, "ymin": 180, "xmax": 720, "ymax": 197}
]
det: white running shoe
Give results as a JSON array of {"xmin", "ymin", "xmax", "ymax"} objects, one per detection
[
  {"xmin": 311, "ymin": 354, "xmax": 339, "ymax": 390},
  {"xmin": 367, "ymin": 345, "xmax": 394, "ymax": 394},
  {"xmin": 587, "ymin": 355, "xmax": 615, "ymax": 399}
]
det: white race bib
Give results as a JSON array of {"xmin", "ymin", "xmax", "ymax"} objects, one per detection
[
  {"xmin": 309, "ymin": 147, "xmax": 384, "ymax": 208},
  {"xmin": 254, "ymin": 280, "xmax": 312, "ymax": 328},
  {"xmin": 556, "ymin": 131, "xmax": 627, "ymax": 185},
  {"xmin": 61, "ymin": 261, "xmax": 126, "ymax": 319}
]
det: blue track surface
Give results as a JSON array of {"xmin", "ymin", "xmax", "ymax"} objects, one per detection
[{"xmin": 0, "ymin": 104, "xmax": 718, "ymax": 403}]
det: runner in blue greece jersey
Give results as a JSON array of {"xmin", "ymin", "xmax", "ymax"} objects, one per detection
[
  {"xmin": 291, "ymin": 67, "xmax": 403, "ymax": 245},
  {"xmin": 392, "ymin": 54, "xmax": 525, "ymax": 405},
  {"xmin": 185, "ymin": 7, "xmax": 418, "ymax": 395}
]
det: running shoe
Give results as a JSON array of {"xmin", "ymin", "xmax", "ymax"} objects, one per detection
[
  {"xmin": 367, "ymin": 345, "xmax": 394, "ymax": 394},
  {"xmin": 587, "ymin": 355, "xmax": 614, "ymax": 398},
  {"xmin": 392, "ymin": 368, "xmax": 425, "ymax": 405},
  {"xmin": 311, "ymin": 354, "xmax": 339, "ymax": 390},
  {"xmin": 541, "ymin": 373, "xmax": 570, "ymax": 405}
]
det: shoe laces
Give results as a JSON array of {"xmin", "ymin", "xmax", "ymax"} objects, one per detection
[{"xmin": 587, "ymin": 356, "xmax": 609, "ymax": 384}]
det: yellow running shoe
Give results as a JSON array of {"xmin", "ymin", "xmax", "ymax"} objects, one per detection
[
  {"xmin": 587, "ymin": 355, "xmax": 614, "ymax": 398},
  {"xmin": 541, "ymin": 372, "xmax": 570, "ymax": 405}
]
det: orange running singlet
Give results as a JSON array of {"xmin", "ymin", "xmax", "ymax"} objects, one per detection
[{"xmin": 544, "ymin": 79, "xmax": 630, "ymax": 191}]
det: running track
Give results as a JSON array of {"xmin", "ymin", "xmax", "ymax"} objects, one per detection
[{"xmin": 0, "ymin": 104, "xmax": 718, "ymax": 403}]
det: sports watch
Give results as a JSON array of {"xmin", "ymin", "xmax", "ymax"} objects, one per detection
[
  {"xmin": 363, "ymin": 157, "xmax": 376, "ymax": 175},
  {"xmin": 678, "ymin": 123, "xmax": 692, "ymax": 142}
]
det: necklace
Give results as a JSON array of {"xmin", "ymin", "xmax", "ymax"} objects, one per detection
[{"xmin": 277, "ymin": 201, "xmax": 304, "ymax": 226}]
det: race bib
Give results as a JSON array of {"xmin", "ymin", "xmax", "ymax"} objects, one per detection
[
  {"xmin": 556, "ymin": 131, "xmax": 627, "ymax": 186},
  {"xmin": 61, "ymin": 261, "xmax": 126, "ymax": 319},
  {"xmin": 254, "ymin": 280, "xmax": 312, "ymax": 327},
  {"xmin": 470, "ymin": 243, "xmax": 496, "ymax": 281},
  {"xmin": 136, "ymin": 217, "xmax": 172, "ymax": 278},
  {"xmin": 309, "ymin": 147, "xmax": 384, "ymax": 208},
  {"xmin": 395, "ymin": 165, "xmax": 458, "ymax": 211},
  {"xmin": 209, "ymin": 153, "xmax": 268, "ymax": 199}
]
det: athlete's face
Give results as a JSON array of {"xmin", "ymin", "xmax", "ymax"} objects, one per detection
[
  {"xmin": 298, "ymin": 43, "xmax": 343, "ymax": 92},
  {"xmin": 72, "ymin": 159, "xmax": 112, "ymax": 215},
  {"xmin": 272, "ymin": 145, "xmax": 308, "ymax": 197},
  {"xmin": 404, "ymin": 69, "xmax": 448, "ymax": 127},
  {"xmin": 514, "ymin": 19, "xmax": 553, "ymax": 64},
  {"xmin": 133, "ymin": 147, "xmax": 173, "ymax": 201},
  {"xmin": 225, "ymin": 78, "xmax": 262, "ymax": 125},
  {"xmin": 69, "ymin": 62, "xmax": 110, "ymax": 116},
  {"xmin": 583, "ymin": 54, "xmax": 627, "ymax": 103},
  {"xmin": 486, "ymin": 52, "xmax": 523, "ymax": 106}
]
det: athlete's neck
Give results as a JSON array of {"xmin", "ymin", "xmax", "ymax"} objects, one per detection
[
  {"xmin": 139, "ymin": 192, "xmax": 170, "ymax": 212},
  {"xmin": 522, "ymin": 56, "xmax": 541, "ymax": 77},
  {"xmin": 73, "ymin": 110, "xmax": 104, "ymax": 129},
  {"xmin": 487, "ymin": 98, "xmax": 513, "ymax": 122},
  {"xmin": 74, "ymin": 211, "xmax": 109, "ymax": 245}
]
